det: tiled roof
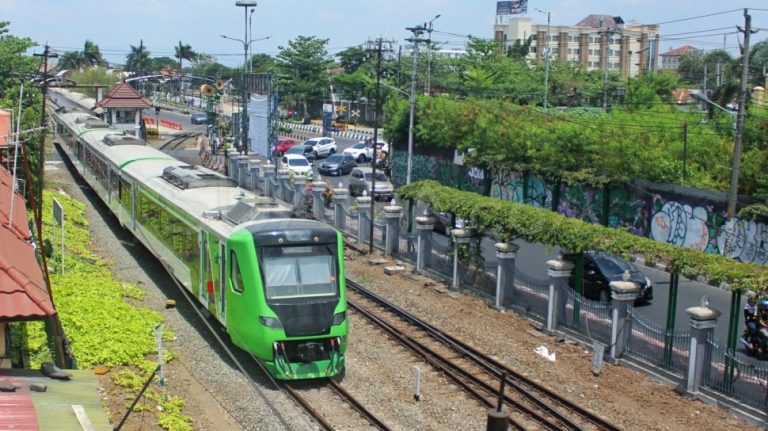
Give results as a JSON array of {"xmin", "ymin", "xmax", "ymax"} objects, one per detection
[
  {"xmin": 661, "ymin": 45, "xmax": 699, "ymax": 57},
  {"xmin": 97, "ymin": 81, "xmax": 152, "ymax": 109},
  {"xmin": 574, "ymin": 15, "xmax": 623, "ymax": 28},
  {"xmin": 0, "ymin": 166, "xmax": 55, "ymax": 320}
]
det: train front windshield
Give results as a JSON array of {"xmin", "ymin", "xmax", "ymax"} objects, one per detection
[{"xmin": 261, "ymin": 245, "xmax": 338, "ymax": 300}]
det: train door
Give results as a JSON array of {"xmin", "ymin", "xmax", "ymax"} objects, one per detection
[
  {"xmin": 218, "ymin": 242, "xmax": 227, "ymax": 323},
  {"xmin": 199, "ymin": 232, "xmax": 209, "ymax": 308}
]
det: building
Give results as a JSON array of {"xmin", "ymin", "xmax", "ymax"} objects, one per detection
[
  {"xmin": 493, "ymin": 8, "xmax": 660, "ymax": 78},
  {"xmin": 96, "ymin": 80, "xmax": 153, "ymax": 136},
  {"xmin": 660, "ymin": 45, "xmax": 700, "ymax": 70}
]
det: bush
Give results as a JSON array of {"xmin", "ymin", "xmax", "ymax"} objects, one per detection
[{"xmin": 145, "ymin": 127, "xmax": 160, "ymax": 139}]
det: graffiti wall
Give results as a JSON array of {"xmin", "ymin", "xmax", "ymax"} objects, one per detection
[{"xmin": 402, "ymin": 153, "xmax": 768, "ymax": 265}]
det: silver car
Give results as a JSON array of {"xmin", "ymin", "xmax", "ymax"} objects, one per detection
[{"xmin": 348, "ymin": 167, "xmax": 394, "ymax": 201}]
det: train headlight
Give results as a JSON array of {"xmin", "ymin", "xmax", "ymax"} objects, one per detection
[
  {"xmin": 332, "ymin": 311, "xmax": 346, "ymax": 325},
  {"xmin": 259, "ymin": 316, "xmax": 283, "ymax": 329}
]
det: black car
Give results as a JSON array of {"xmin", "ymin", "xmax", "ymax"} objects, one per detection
[
  {"xmin": 564, "ymin": 251, "xmax": 653, "ymax": 304},
  {"xmin": 190, "ymin": 112, "xmax": 208, "ymax": 124},
  {"xmin": 285, "ymin": 144, "xmax": 316, "ymax": 162},
  {"xmin": 318, "ymin": 154, "xmax": 356, "ymax": 176}
]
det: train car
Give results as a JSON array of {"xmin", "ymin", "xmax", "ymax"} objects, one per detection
[{"xmin": 48, "ymin": 89, "xmax": 347, "ymax": 380}]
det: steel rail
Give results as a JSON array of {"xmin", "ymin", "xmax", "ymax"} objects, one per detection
[{"xmin": 347, "ymin": 278, "xmax": 622, "ymax": 431}]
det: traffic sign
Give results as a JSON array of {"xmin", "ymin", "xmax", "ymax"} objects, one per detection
[{"xmin": 350, "ymin": 109, "xmax": 360, "ymax": 118}]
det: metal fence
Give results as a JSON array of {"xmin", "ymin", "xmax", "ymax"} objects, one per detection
[
  {"xmin": 702, "ymin": 334, "xmax": 768, "ymax": 411},
  {"xmin": 626, "ymin": 310, "xmax": 691, "ymax": 377},
  {"xmin": 513, "ymin": 270, "xmax": 550, "ymax": 320},
  {"xmin": 562, "ymin": 289, "xmax": 612, "ymax": 346}
]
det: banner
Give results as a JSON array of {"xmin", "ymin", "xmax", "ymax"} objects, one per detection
[
  {"xmin": 496, "ymin": 0, "xmax": 527, "ymax": 15},
  {"xmin": 249, "ymin": 95, "xmax": 269, "ymax": 157}
]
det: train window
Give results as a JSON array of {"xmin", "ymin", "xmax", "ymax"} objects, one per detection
[
  {"xmin": 261, "ymin": 246, "xmax": 336, "ymax": 300},
  {"xmin": 230, "ymin": 251, "xmax": 244, "ymax": 293}
]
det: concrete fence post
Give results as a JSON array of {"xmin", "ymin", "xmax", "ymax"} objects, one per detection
[
  {"xmin": 415, "ymin": 216, "xmax": 435, "ymax": 272},
  {"xmin": 383, "ymin": 204, "xmax": 402, "ymax": 257},
  {"xmin": 608, "ymin": 281, "xmax": 639, "ymax": 362},
  {"xmin": 248, "ymin": 160, "xmax": 262, "ymax": 192},
  {"xmin": 356, "ymin": 196, "xmax": 372, "ymax": 244},
  {"xmin": 238, "ymin": 156, "xmax": 250, "ymax": 188},
  {"xmin": 494, "ymin": 242, "xmax": 520, "ymax": 310},
  {"xmin": 451, "ymin": 228, "xmax": 473, "ymax": 290},
  {"xmin": 545, "ymin": 259, "xmax": 574, "ymax": 333},
  {"xmin": 226, "ymin": 149, "xmax": 238, "ymax": 180},
  {"xmin": 683, "ymin": 304, "xmax": 720, "ymax": 397},
  {"xmin": 263, "ymin": 166, "xmax": 276, "ymax": 198},
  {"xmin": 333, "ymin": 188, "xmax": 348, "ymax": 231},
  {"xmin": 292, "ymin": 175, "xmax": 308, "ymax": 215},
  {"xmin": 276, "ymin": 169, "xmax": 292, "ymax": 203},
  {"xmin": 311, "ymin": 181, "xmax": 327, "ymax": 220}
]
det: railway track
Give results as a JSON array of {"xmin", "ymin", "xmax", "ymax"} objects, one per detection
[
  {"xmin": 283, "ymin": 380, "xmax": 392, "ymax": 431},
  {"xmin": 157, "ymin": 131, "xmax": 199, "ymax": 153},
  {"xmin": 346, "ymin": 278, "xmax": 622, "ymax": 431},
  {"xmin": 166, "ymin": 266, "xmax": 391, "ymax": 430}
]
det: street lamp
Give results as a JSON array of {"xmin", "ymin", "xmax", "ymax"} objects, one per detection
[
  {"xmin": 234, "ymin": 0, "xmax": 257, "ymax": 154},
  {"xmin": 535, "ymin": 8, "xmax": 551, "ymax": 108},
  {"xmin": 425, "ymin": 14, "xmax": 441, "ymax": 96},
  {"xmin": 249, "ymin": 8, "xmax": 255, "ymax": 72}
]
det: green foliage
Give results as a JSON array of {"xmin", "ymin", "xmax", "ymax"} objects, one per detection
[
  {"xmin": 174, "ymin": 41, "xmax": 197, "ymax": 71},
  {"xmin": 145, "ymin": 127, "xmax": 160, "ymax": 139},
  {"xmin": 67, "ymin": 67, "xmax": 117, "ymax": 98},
  {"xmin": 125, "ymin": 40, "xmax": 152, "ymax": 74},
  {"xmin": 56, "ymin": 40, "xmax": 106, "ymax": 71},
  {"xmin": 275, "ymin": 36, "xmax": 332, "ymax": 116},
  {"xmin": 398, "ymin": 181, "xmax": 768, "ymax": 292}
]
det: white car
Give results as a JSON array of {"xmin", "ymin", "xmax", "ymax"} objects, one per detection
[
  {"xmin": 303, "ymin": 137, "xmax": 337, "ymax": 159},
  {"xmin": 280, "ymin": 154, "xmax": 314, "ymax": 179},
  {"xmin": 342, "ymin": 140, "xmax": 389, "ymax": 163}
]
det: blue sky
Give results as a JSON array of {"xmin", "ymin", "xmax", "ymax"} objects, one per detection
[{"xmin": 2, "ymin": 0, "xmax": 768, "ymax": 67}]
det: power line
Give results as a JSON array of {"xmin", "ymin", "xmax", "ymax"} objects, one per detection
[{"xmin": 652, "ymin": 9, "xmax": 743, "ymax": 26}]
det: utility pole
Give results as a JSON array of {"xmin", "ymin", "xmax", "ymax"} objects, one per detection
[
  {"xmin": 716, "ymin": 60, "xmax": 722, "ymax": 87},
  {"xmin": 406, "ymin": 23, "xmax": 429, "ymax": 184},
  {"xmin": 535, "ymin": 9, "xmax": 551, "ymax": 108},
  {"xmin": 600, "ymin": 24, "xmax": 617, "ymax": 113},
  {"xmin": 425, "ymin": 14, "xmax": 441, "ymax": 96},
  {"xmin": 366, "ymin": 38, "xmax": 393, "ymax": 253},
  {"xmin": 703, "ymin": 64, "xmax": 708, "ymax": 96},
  {"xmin": 728, "ymin": 8, "xmax": 756, "ymax": 220},
  {"xmin": 33, "ymin": 44, "xmax": 57, "ymax": 225}
]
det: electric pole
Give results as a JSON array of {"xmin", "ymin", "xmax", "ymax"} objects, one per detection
[
  {"xmin": 406, "ymin": 23, "xmax": 429, "ymax": 184},
  {"xmin": 366, "ymin": 38, "xmax": 393, "ymax": 254},
  {"xmin": 600, "ymin": 24, "xmax": 617, "ymax": 113},
  {"xmin": 33, "ymin": 44, "xmax": 57, "ymax": 226},
  {"xmin": 728, "ymin": 8, "xmax": 756, "ymax": 219}
]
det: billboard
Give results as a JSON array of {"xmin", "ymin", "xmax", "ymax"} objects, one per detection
[{"xmin": 496, "ymin": 0, "xmax": 528, "ymax": 15}]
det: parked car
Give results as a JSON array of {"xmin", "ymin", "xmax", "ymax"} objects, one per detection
[
  {"xmin": 318, "ymin": 154, "xmax": 357, "ymax": 176},
  {"xmin": 190, "ymin": 112, "xmax": 208, "ymax": 124},
  {"xmin": 563, "ymin": 251, "xmax": 653, "ymax": 304},
  {"xmin": 274, "ymin": 137, "xmax": 298, "ymax": 156},
  {"xmin": 303, "ymin": 137, "xmax": 337, "ymax": 159},
  {"xmin": 342, "ymin": 142, "xmax": 370, "ymax": 163},
  {"xmin": 285, "ymin": 144, "xmax": 316, "ymax": 162},
  {"xmin": 348, "ymin": 167, "xmax": 395, "ymax": 201},
  {"xmin": 279, "ymin": 154, "xmax": 314, "ymax": 179},
  {"xmin": 432, "ymin": 212, "xmax": 467, "ymax": 236}
]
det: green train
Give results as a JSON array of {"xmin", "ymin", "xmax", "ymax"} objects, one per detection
[{"xmin": 49, "ymin": 89, "xmax": 347, "ymax": 379}]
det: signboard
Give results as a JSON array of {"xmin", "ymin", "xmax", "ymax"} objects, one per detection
[{"xmin": 496, "ymin": 0, "xmax": 528, "ymax": 15}]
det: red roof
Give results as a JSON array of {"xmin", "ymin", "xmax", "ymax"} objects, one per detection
[
  {"xmin": 0, "ymin": 166, "xmax": 55, "ymax": 320},
  {"xmin": 661, "ymin": 45, "xmax": 699, "ymax": 57},
  {"xmin": 97, "ymin": 81, "xmax": 152, "ymax": 109}
]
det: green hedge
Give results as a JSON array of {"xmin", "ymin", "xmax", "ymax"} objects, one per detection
[{"xmin": 398, "ymin": 181, "xmax": 768, "ymax": 292}]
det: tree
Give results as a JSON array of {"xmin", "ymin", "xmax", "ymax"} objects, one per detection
[
  {"xmin": 247, "ymin": 53, "xmax": 276, "ymax": 73},
  {"xmin": 275, "ymin": 36, "xmax": 332, "ymax": 116},
  {"xmin": 57, "ymin": 40, "xmax": 106, "ymax": 71},
  {"xmin": 125, "ymin": 40, "xmax": 151, "ymax": 74},
  {"xmin": 0, "ymin": 21, "xmax": 9, "ymax": 37},
  {"xmin": 337, "ymin": 46, "xmax": 368, "ymax": 73},
  {"xmin": 174, "ymin": 41, "xmax": 197, "ymax": 72}
]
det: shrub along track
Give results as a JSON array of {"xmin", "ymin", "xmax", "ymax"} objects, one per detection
[{"xmin": 347, "ymin": 279, "xmax": 622, "ymax": 431}]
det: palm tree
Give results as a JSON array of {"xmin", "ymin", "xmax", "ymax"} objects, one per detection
[
  {"xmin": 57, "ymin": 40, "xmax": 106, "ymax": 71},
  {"xmin": 82, "ymin": 40, "xmax": 106, "ymax": 67},
  {"xmin": 174, "ymin": 41, "xmax": 197, "ymax": 72},
  {"xmin": 125, "ymin": 40, "xmax": 151, "ymax": 74}
]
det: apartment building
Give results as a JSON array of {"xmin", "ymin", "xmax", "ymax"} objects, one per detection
[
  {"xmin": 660, "ymin": 45, "xmax": 700, "ymax": 70},
  {"xmin": 493, "ymin": 12, "xmax": 661, "ymax": 78}
]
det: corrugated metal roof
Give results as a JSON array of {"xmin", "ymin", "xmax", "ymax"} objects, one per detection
[
  {"xmin": 0, "ymin": 369, "xmax": 112, "ymax": 430},
  {"xmin": 96, "ymin": 81, "xmax": 152, "ymax": 109},
  {"xmin": 0, "ymin": 165, "xmax": 55, "ymax": 320}
]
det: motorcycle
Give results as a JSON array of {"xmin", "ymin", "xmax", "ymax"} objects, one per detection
[{"xmin": 741, "ymin": 327, "xmax": 768, "ymax": 359}]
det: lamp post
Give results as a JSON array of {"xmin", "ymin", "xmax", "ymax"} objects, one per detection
[
  {"xmin": 535, "ymin": 8, "xmax": 551, "ymax": 108},
  {"xmin": 249, "ymin": 8, "xmax": 255, "ymax": 72},
  {"xmin": 234, "ymin": 1, "xmax": 257, "ymax": 155},
  {"xmin": 425, "ymin": 14, "xmax": 440, "ymax": 96}
]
